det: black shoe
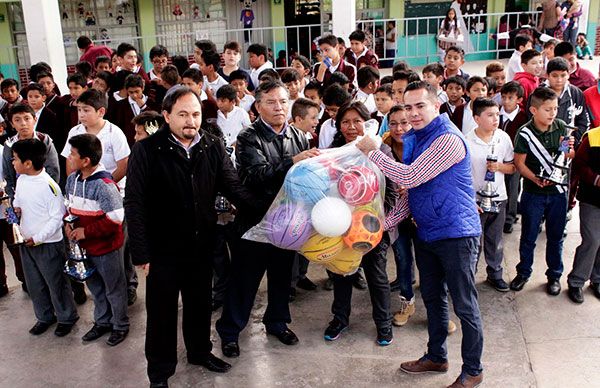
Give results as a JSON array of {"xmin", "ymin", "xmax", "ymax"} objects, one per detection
[
  {"xmin": 221, "ymin": 341, "xmax": 240, "ymax": 358},
  {"xmin": 82, "ymin": 324, "xmax": 112, "ymax": 341},
  {"xmin": 73, "ymin": 286, "xmax": 87, "ymax": 305},
  {"xmin": 296, "ymin": 277, "xmax": 317, "ymax": 291},
  {"xmin": 510, "ymin": 274, "xmax": 529, "ymax": 291},
  {"xmin": 323, "ymin": 278, "xmax": 334, "ymax": 291},
  {"xmin": 546, "ymin": 279, "xmax": 561, "ymax": 296},
  {"xmin": 487, "ymin": 277, "xmax": 510, "ymax": 292},
  {"xmin": 503, "ymin": 223, "xmax": 513, "ymax": 234},
  {"xmin": 211, "ymin": 299, "xmax": 223, "ymax": 311},
  {"xmin": 324, "ymin": 319, "xmax": 348, "ymax": 341},
  {"xmin": 289, "ymin": 287, "xmax": 296, "ymax": 302},
  {"xmin": 591, "ymin": 283, "xmax": 600, "ymax": 300},
  {"xmin": 0, "ymin": 284, "xmax": 8, "ymax": 298},
  {"xmin": 106, "ymin": 329, "xmax": 129, "ymax": 346},
  {"xmin": 376, "ymin": 326, "xmax": 393, "ymax": 346},
  {"xmin": 55, "ymin": 321, "xmax": 77, "ymax": 337},
  {"xmin": 567, "ymin": 286, "xmax": 584, "ymax": 303},
  {"xmin": 21, "ymin": 282, "xmax": 28, "ymax": 294},
  {"xmin": 127, "ymin": 289, "xmax": 137, "ymax": 306},
  {"xmin": 149, "ymin": 382, "xmax": 168, "ymax": 388},
  {"xmin": 353, "ymin": 268, "xmax": 367, "ymax": 290},
  {"xmin": 267, "ymin": 328, "xmax": 299, "ymax": 345},
  {"xmin": 189, "ymin": 353, "xmax": 231, "ymax": 373},
  {"xmin": 389, "ymin": 279, "xmax": 401, "ymax": 293},
  {"xmin": 29, "ymin": 318, "xmax": 57, "ymax": 335}
]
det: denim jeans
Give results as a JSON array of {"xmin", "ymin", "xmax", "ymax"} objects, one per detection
[
  {"xmin": 516, "ymin": 191, "xmax": 567, "ymax": 280},
  {"xmin": 391, "ymin": 233, "xmax": 415, "ymax": 300}
]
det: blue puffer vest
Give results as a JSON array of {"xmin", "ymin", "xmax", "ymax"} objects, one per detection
[{"xmin": 403, "ymin": 114, "xmax": 481, "ymax": 242}]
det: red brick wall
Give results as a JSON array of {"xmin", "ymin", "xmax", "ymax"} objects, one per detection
[{"xmin": 596, "ymin": 25, "xmax": 600, "ymax": 55}]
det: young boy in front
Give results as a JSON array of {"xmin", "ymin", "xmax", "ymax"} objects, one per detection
[
  {"xmin": 115, "ymin": 42, "xmax": 150, "ymax": 84},
  {"xmin": 513, "ymin": 49, "xmax": 543, "ymax": 108},
  {"xmin": 372, "ymin": 84, "xmax": 394, "ymax": 125},
  {"xmin": 62, "ymin": 73, "xmax": 89, "ymax": 140},
  {"xmin": 443, "ymin": 46, "xmax": 470, "ymax": 81},
  {"xmin": 26, "ymin": 83, "xmax": 59, "ymax": 141},
  {"xmin": 281, "ymin": 69, "xmax": 305, "ymax": 103},
  {"xmin": 199, "ymin": 50, "xmax": 228, "ymax": 95},
  {"xmin": 507, "ymin": 34, "xmax": 533, "ymax": 81},
  {"xmin": 318, "ymin": 83, "xmax": 351, "ymax": 149},
  {"xmin": 423, "ymin": 63, "xmax": 448, "ymax": 104},
  {"xmin": 451, "ymin": 76, "xmax": 488, "ymax": 133},
  {"xmin": 65, "ymin": 133, "xmax": 128, "ymax": 345},
  {"xmin": 465, "ymin": 98, "xmax": 515, "ymax": 292},
  {"xmin": 148, "ymin": 45, "xmax": 169, "ymax": 81},
  {"xmin": 216, "ymin": 84, "xmax": 251, "ymax": 148},
  {"xmin": 510, "ymin": 87, "xmax": 575, "ymax": 295},
  {"xmin": 12, "ymin": 138, "xmax": 79, "ymax": 336},
  {"xmin": 440, "ymin": 76, "xmax": 466, "ymax": 118},
  {"xmin": 0, "ymin": 78, "xmax": 24, "ymax": 139},
  {"xmin": 228, "ymin": 69, "xmax": 255, "ymax": 113},
  {"xmin": 353, "ymin": 65, "xmax": 379, "ymax": 113},
  {"xmin": 291, "ymin": 97, "xmax": 321, "ymax": 148},
  {"xmin": 315, "ymin": 34, "xmax": 357, "ymax": 91},
  {"xmin": 344, "ymin": 29, "xmax": 379, "ymax": 69}
]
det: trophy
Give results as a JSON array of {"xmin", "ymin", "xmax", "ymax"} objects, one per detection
[
  {"xmin": 537, "ymin": 136, "xmax": 571, "ymax": 186},
  {"xmin": 477, "ymin": 146, "xmax": 500, "ymax": 214},
  {"xmin": 63, "ymin": 213, "xmax": 96, "ymax": 282},
  {"xmin": 215, "ymin": 194, "xmax": 232, "ymax": 214},
  {"xmin": 0, "ymin": 181, "xmax": 25, "ymax": 245}
]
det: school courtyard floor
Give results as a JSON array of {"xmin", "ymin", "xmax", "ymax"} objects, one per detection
[{"xmin": 1, "ymin": 58, "xmax": 600, "ymax": 388}]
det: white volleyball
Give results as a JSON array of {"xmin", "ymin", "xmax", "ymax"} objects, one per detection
[{"xmin": 310, "ymin": 197, "xmax": 352, "ymax": 237}]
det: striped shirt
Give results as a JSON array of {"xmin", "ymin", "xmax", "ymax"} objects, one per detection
[{"xmin": 369, "ymin": 133, "xmax": 466, "ymax": 229}]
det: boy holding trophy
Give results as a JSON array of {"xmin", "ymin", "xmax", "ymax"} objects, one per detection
[{"xmin": 11, "ymin": 138, "xmax": 78, "ymax": 336}]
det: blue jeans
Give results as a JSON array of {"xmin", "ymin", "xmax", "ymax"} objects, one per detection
[
  {"xmin": 414, "ymin": 236, "xmax": 483, "ymax": 377},
  {"xmin": 392, "ymin": 233, "xmax": 415, "ymax": 300},
  {"xmin": 516, "ymin": 191, "xmax": 567, "ymax": 280}
]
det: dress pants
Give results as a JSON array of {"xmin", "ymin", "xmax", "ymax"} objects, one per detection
[{"xmin": 0, "ymin": 219, "xmax": 25, "ymax": 285}]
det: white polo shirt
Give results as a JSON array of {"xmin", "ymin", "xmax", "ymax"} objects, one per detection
[
  {"xmin": 318, "ymin": 118, "xmax": 337, "ymax": 149},
  {"xmin": 217, "ymin": 106, "xmax": 251, "ymax": 147}
]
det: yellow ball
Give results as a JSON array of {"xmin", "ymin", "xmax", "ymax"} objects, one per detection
[
  {"xmin": 300, "ymin": 234, "xmax": 344, "ymax": 263},
  {"xmin": 325, "ymin": 247, "xmax": 363, "ymax": 275}
]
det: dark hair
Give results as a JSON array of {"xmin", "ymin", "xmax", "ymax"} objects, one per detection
[
  {"xmin": 76, "ymin": 89, "xmax": 108, "ymax": 110},
  {"xmin": 500, "ymin": 81, "xmax": 524, "ymax": 98},
  {"xmin": 162, "ymin": 86, "xmax": 200, "ymax": 113},
  {"xmin": 201, "ymin": 50, "xmax": 221, "ymax": 72},
  {"xmin": 94, "ymin": 55, "xmax": 111, "ymax": 68},
  {"xmin": 12, "ymin": 138, "xmax": 47, "ymax": 170},
  {"xmin": 357, "ymin": 65, "xmax": 380, "ymax": 88},
  {"xmin": 392, "ymin": 60, "xmax": 410, "ymax": 73},
  {"xmin": 304, "ymin": 81, "xmax": 322, "ymax": 97},
  {"xmin": 223, "ymin": 41, "xmax": 241, "ymax": 53},
  {"xmin": 229, "ymin": 70, "xmax": 248, "ymax": 83},
  {"xmin": 292, "ymin": 55, "xmax": 312, "ymax": 77},
  {"xmin": 443, "ymin": 75, "xmax": 466, "ymax": 90},
  {"xmin": 258, "ymin": 68, "xmax": 280, "ymax": 82},
  {"xmin": 182, "ymin": 68, "xmax": 203, "ymax": 83},
  {"xmin": 171, "ymin": 55, "xmax": 190, "ymax": 76},
  {"xmin": 36, "ymin": 71, "xmax": 54, "ymax": 82},
  {"xmin": 423, "ymin": 63, "xmax": 444, "ymax": 77},
  {"xmin": 94, "ymin": 71, "xmax": 112, "ymax": 88},
  {"xmin": 544, "ymin": 39, "xmax": 559, "ymax": 49},
  {"xmin": 75, "ymin": 61, "xmax": 93, "ymax": 79},
  {"xmin": 1, "ymin": 78, "xmax": 19, "ymax": 92},
  {"xmin": 323, "ymin": 83, "xmax": 351, "ymax": 106},
  {"xmin": 254, "ymin": 80, "xmax": 288, "ymax": 103},
  {"xmin": 26, "ymin": 83, "xmax": 45, "ymax": 97},
  {"xmin": 484, "ymin": 77, "xmax": 497, "ymax": 94},
  {"xmin": 472, "ymin": 97, "xmax": 499, "ymax": 116},
  {"xmin": 69, "ymin": 133, "xmax": 102, "ymax": 166},
  {"xmin": 375, "ymin": 83, "xmax": 393, "ymax": 97},
  {"xmin": 554, "ymin": 41, "xmax": 576, "ymax": 57},
  {"xmin": 216, "ymin": 84, "xmax": 237, "ymax": 101},
  {"xmin": 408, "ymin": 71, "xmax": 421, "ymax": 83},
  {"xmin": 393, "ymin": 70, "xmax": 411, "ymax": 82},
  {"xmin": 117, "ymin": 42, "xmax": 137, "ymax": 57},
  {"xmin": 529, "ymin": 87, "xmax": 558, "ymax": 108},
  {"xmin": 380, "ymin": 75, "xmax": 393, "ymax": 85},
  {"xmin": 486, "ymin": 62, "xmax": 505, "ymax": 76},
  {"xmin": 194, "ymin": 39, "xmax": 217, "ymax": 53},
  {"xmin": 67, "ymin": 73, "xmax": 87, "ymax": 88},
  {"xmin": 514, "ymin": 34, "xmax": 533, "ymax": 51},
  {"xmin": 337, "ymin": 37, "xmax": 346, "ymax": 46},
  {"xmin": 9, "ymin": 102, "xmax": 35, "ymax": 122},
  {"xmin": 388, "ymin": 104, "xmax": 407, "ymax": 117},
  {"xmin": 29, "ymin": 62, "xmax": 52, "ymax": 82},
  {"xmin": 124, "ymin": 74, "xmax": 145, "ymax": 90},
  {"xmin": 442, "ymin": 7, "xmax": 457, "ymax": 32},
  {"xmin": 291, "ymin": 97, "xmax": 320, "ymax": 120},
  {"xmin": 318, "ymin": 34, "xmax": 338, "ymax": 47},
  {"xmin": 160, "ymin": 65, "xmax": 180, "ymax": 87},
  {"xmin": 466, "ymin": 76, "xmax": 488, "ymax": 92},
  {"xmin": 445, "ymin": 46, "xmax": 465, "ymax": 58},
  {"xmin": 334, "ymin": 101, "xmax": 371, "ymax": 132},
  {"xmin": 404, "ymin": 80, "xmax": 439, "ymax": 101},
  {"xmin": 349, "ymin": 30, "xmax": 366, "ymax": 42},
  {"xmin": 247, "ymin": 43, "xmax": 268, "ymax": 61},
  {"xmin": 131, "ymin": 110, "xmax": 164, "ymax": 127},
  {"xmin": 329, "ymin": 71, "xmax": 350, "ymax": 86},
  {"xmin": 281, "ymin": 68, "xmax": 302, "ymax": 84},
  {"xmin": 149, "ymin": 44, "xmax": 169, "ymax": 60},
  {"xmin": 546, "ymin": 57, "xmax": 570, "ymax": 74},
  {"xmin": 76, "ymin": 36, "xmax": 92, "ymax": 49},
  {"xmin": 521, "ymin": 49, "xmax": 541, "ymax": 65},
  {"xmin": 111, "ymin": 70, "xmax": 133, "ymax": 91}
]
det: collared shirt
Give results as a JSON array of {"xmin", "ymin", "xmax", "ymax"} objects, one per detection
[
  {"xmin": 507, "ymin": 51, "xmax": 523, "ymax": 82},
  {"xmin": 148, "ymin": 69, "xmax": 160, "ymax": 81},
  {"xmin": 202, "ymin": 74, "xmax": 228, "ymax": 94},
  {"xmin": 113, "ymin": 91, "xmax": 126, "ymax": 102},
  {"xmin": 437, "ymin": 88, "xmax": 449, "ymax": 104},
  {"xmin": 353, "ymin": 89, "xmax": 377, "ymax": 113},
  {"xmin": 260, "ymin": 117, "xmax": 288, "ymax": 138},
  {"xmin": 250, "ymin": 61, "xmax": 274, "ymax": 89},
  {"xmin": 239, "ymin": 93, "xmax": 255, "ymax": 112},
  {"xmin": 318, "ymin": 118, "xmax": 337, "ymax": 149},
  {"xmin": 170, "ymin": 132, "xmax": 202, "ymax": 155},
  {"xmin": 500, "ymin": 106, "xmax": 520, "ymax": 123},
  {"xmin": 128, "ymin": 95, "xmax": 148, "ymax": 117},
  {"xmin": 569, "ymin": 63, "xmax": 596, "ymax": 91},
  {"xmin": 217, "ymin": 106, "xmax": 251, "ymax": 147},
  {"xmin": 33, "ymin": 104, "xmax": 44, "ymax": 130},
  {"xmin": 462, "ymin": 102, "xmax": 477, "ymax": 134}
]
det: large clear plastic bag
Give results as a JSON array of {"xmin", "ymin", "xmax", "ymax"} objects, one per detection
[{"xmin": 243, "ymin": 138, "xmax": 386, "ymax": 275}]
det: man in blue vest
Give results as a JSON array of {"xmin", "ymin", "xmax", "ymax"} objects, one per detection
[{"xmin": 357, "ymin": 81, "xmax": 484, "ymax": 388}]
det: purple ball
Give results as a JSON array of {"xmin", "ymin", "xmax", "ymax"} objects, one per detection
[{"xmin": 266, "ymin": 202, "xmax": 313, "ymax": 250}]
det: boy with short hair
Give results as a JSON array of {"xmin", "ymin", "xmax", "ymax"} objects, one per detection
[
  {"xmin": 36, "ymin": 72, "xmax": 61, "ymax": 115},
  {"xmin": 372, "ymin": 84, "xmax": 394, "ymax": 125},
  {"xmin": 180, "ymin": 68, "xmax": 219, "ymax": 127},
  {"xmin": 0, "ymin": 79, "xmax": 23, "ymax": 139},
  {"xmin": 465, "ymin": 98, "xmax": 515, "ymax": 292},
  {"xmin": 229, "ymin": 69, "xmax": 255, "ymax": 113},
  {"xmin": 216, "ymin": 84, "xmax": 251, "ymax": 148},
  {"xmin": 116, "ymin": 42, "xmax": 150, "ymax": 84},
  {"xmin": 318, "ymin": 84, "xmax": 351, "ymax": 149},
  {"xmin": 199, "ymin": 50, "xmax": 228, "ymax": 95},
  {"xmin": 451, "ymin": 76, "xmax": 488, "ymax": 133},
  {"xmin": 443, "ymin": 46, "xmax": 470, "ymax": 81},
  {"xmin": 507, "ymin": 34, "xmax": 533, "ymax": 81},
  {"xmin": 12, "ymin": 138, "xmax": 78, "ymax": 336},
  {"xmin": 148, "ymin": 45, "xmax": 169, "ymax": 81},
  {"xmin": 345, "ymin": 29, "xmax": 379, "ymax": 69},
  {"xmin": 353, "ymin": 65, "xmax": 379, "ymax": 113},
  {"xmin": 510, "ymin": 87, "xmax": 575, "ymax": 295},
  {"xmin": 92, "ymin": 71, "xmax": 112, "ymax": 95},
  {"xmin": 26, "ymin": 83, "xmax": 59, "ymax": 140},
  {"xmin": 513, "ymin": 49, "xmax": 543, "ymax": 108},
  {"xmin": 291, "ymin": 97, "xmax": 320, "ymax": 148},
  {"xmin": 486, "ymin": 62, "xmax": 506, "ymax": 104},
  {"xmin": 423, "ymin": 63, "xmax": 448, "ymax": 104},
  {"xmin": 94, "ymin": 56, "xmax": 111, "ymax": 74},
  {"xmin": 391, "ymin": 70, "xmax": 411, "ymax": 104},
  {"xmin": 131, "ymin": 110, "xmax": 163, "ymax": 143},
  {"xmin": 315, "ymin": 34, "xmax": 357, "ymax": 91},
  {"xmin": 542, "ymin": 39, "xmax": 558, "ymax": 69},
  {"xmin": 65, "ymin": 133, "xmax": 129, "ymax": 346},
  {"xmin": 62, "ymin": 73, "xmax": 89, "ymax": 139},
  {"xmin": 440, "ymin": 76, "xmax": 466, "ymax": 118},
  {"xmin": 281, "ymin": 68, "xmax": 304, "ymax": 102}
]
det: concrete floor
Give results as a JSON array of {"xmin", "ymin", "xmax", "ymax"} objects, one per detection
[{"xmin": 1, "ymin": 58, "xmax": 600, "ymax": 388}]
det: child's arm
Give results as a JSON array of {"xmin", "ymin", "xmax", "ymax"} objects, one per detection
[
  {"xmin": 514, "ymin": 153, "xmax": 546, "ymax": 187},
  {"xmin": 32, "ymin": 187, "xmax": 65, "ymax": 245},
  {"xmin": 112, "ymin": 157, "xmax": 128, "ymax": 183}
]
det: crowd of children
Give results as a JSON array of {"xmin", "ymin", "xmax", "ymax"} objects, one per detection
[{"xmin": 0, "ymin": 25, "xmax": 598, "ymax": 388}]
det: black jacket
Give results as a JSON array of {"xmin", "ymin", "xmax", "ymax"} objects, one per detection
[
  {"xmin": 124, "ymin": 125, "xmax": 257, "ymax": 265},
  {"xmin": 235, "ymin": 118, "xmax": 309, "ymax": 231}
]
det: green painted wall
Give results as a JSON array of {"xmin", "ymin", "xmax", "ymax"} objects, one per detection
[
  {"xmin": 137, "ymin": 0, "xmax": 157, "ymax": 70},
  {"xmin": 270, "ymin": 1, "xmax": 286, "ymax": 60},
  {"xmin": 587, "ymin": 0, "xmax": 599, "ymax": 50},
  {"xmin": 0, "ymin": 2, "xmax": 18, "ymax": 80}
]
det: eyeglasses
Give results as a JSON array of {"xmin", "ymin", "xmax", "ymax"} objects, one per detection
[{"xmin": 152, "ymin": 58, "xmax": 168, "ymax": 65}]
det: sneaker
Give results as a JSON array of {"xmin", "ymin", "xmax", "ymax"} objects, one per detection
[
  {"xmin": 296, "ymin": 277, "xmax": 317, "ymax": 291},
  {"xmin": 503, "ymin": 223, "xmax": 513, "ymax": 234},
  {"xmin": 324, "ymin": 319, "xmax": 347, "ymax": 341},
  {"xmin": 448, "ymin": 320, "xmax": 457, "ymax": 335},
  {"xmin": 376, "ymin": 326, "xmax": 393, "ymax": 346},
  {"xmin": 486, "ymin": 277, "xmax": 509, "ymax": 292},
  {"xmin": 393, "ymin": 297, "xmax": 416, "ymax": 326}
]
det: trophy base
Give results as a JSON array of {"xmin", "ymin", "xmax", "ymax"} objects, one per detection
[
  {"xmin": 479, "ymin": 203, "xmax": 501, "ymax": 214},
  {"xmin": 536, "ymin": 173, "xmax": 569, "ymax": 186}
]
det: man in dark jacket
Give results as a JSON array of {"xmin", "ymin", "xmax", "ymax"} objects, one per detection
[
  {"xmin": 216, "ymin": 80, "xmax": 319, "ymax": 358},
  {"xmin": 124, "ymin": 86, "xmax": 257, "ymax": 387}
]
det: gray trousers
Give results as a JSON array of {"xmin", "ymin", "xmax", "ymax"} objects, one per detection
[
  {"xmin": 122, "ymin": 222, "xmax": 138, "ymax": 291},
  {"xmin": 504, "ymin": 172, "xmax": 520, "ymax": 226},
  {"xmin": 20, "ymin": 241, "xmax": 79, "ymax": 324},
  {"xmin": 478, "ymin": 200, "xmax": 506, "ymax": 280},
  {"xmin": 87, "ymin": 250, "xmax": 129, "ymax": 331},
  {"xmin": 567, "ymin": 202, "xmax": 600, "ymax": 287}
]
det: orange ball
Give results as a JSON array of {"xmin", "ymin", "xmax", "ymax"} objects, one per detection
[{"xmin": 343, "ymin": 210, "xmax": 383, "ymax": 253}]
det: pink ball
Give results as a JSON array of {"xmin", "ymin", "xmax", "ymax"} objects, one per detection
[
  {"xmin": 337, "ymin": 166, "xmax": 379, "ymax": 205},
  {"xmin": 266, "ymin": 202, "xmax": 313, "ymax": 250}
]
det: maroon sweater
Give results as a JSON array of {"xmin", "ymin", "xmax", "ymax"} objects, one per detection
[{"xmin": 573, "ymin": 128, "xmax": 600, "ymax": 208}]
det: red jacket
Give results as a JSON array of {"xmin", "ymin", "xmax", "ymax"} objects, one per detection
[
  {"xmin": 584, "ymin": 84, "xmax": 600, "ymax": 128},
  {"xmin": 80, "ymin": 44, "xmax": 113, "ymax": 67},
  {"xmin": 513, "ymin": 72, "xmax": 539, "ymax": 109}
]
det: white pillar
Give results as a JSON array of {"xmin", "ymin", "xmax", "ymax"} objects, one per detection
[
  {"xmin": 21, "ymin": 0, "xmax": 68, "ymax": 94},
  {"xmin": 332, "ymin": 0, "xmax": 356, "ymax": 44}
]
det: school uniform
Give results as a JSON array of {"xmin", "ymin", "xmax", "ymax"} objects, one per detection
[
  {"xmin": 344, "ymin": 47, "xmax": 379, "ymax": 69},
  {"xmin": 217, "ymin": 106, "xmax": 251, "ymax": 148},
  {"xmin": 108, "ymin": 95, "xmax": 157, "ymax": 147}
]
